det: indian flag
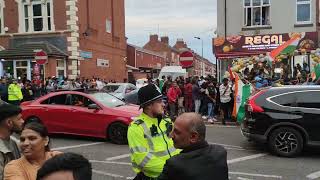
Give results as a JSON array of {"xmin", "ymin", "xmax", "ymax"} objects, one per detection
[
  {"xmin": 311, "ymin": 63, "xmax": 320, "ymax": 81},
  {"xmin": 232, "ymin": 74, "xmax": 253, "ymax": 123},
  {"xmin": 268, "ymin": 34, "xmax": 301, "ymax": 62}
]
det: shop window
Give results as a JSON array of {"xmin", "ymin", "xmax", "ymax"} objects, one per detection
[
  {"xmin": 244, "ymin": 0, "xmax": 270, "ymax": 27},
  {"xmin": 296, "ymin": 0, "xmax": 311, "ymax": 24},
  {"xmin": 56, "ymin": 59, "xmax": 66, "ymax": 79},
  {"xmin": 20, "ymin": 0, "xmax": 54, "ymax": 32}
]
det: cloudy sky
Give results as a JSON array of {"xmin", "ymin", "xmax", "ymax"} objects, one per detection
[{"xmin": 125, "ymin": 0, "xmax": 217, "ymax": 63}]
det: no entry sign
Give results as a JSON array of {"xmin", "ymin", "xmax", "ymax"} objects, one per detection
[
  {"xmin": 35, "ymin": 50, "xmax": 48, "ymax": 65},
  {"xmin": 179, "ymin": 51, "xmax": 194, "ymax": 68}
]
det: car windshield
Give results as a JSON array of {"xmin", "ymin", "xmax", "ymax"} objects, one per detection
[
  {"xmin": 103, "ymin": 85, "xmax": 125, "ymax": 93},
  {"xmin": 90, "ymin": 92, "xmax": 125, "ymax": 108}
]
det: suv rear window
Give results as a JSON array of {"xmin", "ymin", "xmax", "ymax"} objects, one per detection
[{"xmin": 271, "ymin": 91, "xmax": 320, "ymax": 109}]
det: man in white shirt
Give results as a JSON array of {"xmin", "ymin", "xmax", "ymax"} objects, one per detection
[{"xmin": 219, "ymin": 78, "xmax": 232, "ymax": 125}]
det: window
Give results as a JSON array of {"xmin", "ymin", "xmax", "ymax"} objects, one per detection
[
  {"xmin": 0, "ymin": 0, "xmax": 4, "ymax": 34},
  {"xmin": 41, "ymin": 94, "xmax": 67, "ymax": 105},
  {"xmin": 271, "ymin": 91, "xmax": 320, "ymax": 109},
  {"xmin": 56, "ymin": 59, "xmax": 66, "ymax": 79},
  {"xmin": 106, "ymin": 19, "xmax": 112, "ymax": 33},
  {"xmin": 21, "ymin": 0, "xmax": 54, "ymax": 32},
  {"xmin": 296, "ymin": 0, "xmax": 311, "ymax": 23},
  {"xmin": 71, "ymin": 95, "xmax": 94, "ymax": 107},
  {"xmin": 244, "ymin": 0, "xmax": 270, "ymax": 27}
]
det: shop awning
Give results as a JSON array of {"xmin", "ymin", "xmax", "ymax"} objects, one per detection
[{"xmin": 0, "ymin": 42, "xmax": 68, "ymax": 59}]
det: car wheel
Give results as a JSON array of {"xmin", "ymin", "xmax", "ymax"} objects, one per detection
[
  {"xmin": 107, "ymin": 122, "xmax": 128, "ymax": 145},
  {"xmin": 268, "ymin": 127, "xmax": 303, "ymax": 157}
]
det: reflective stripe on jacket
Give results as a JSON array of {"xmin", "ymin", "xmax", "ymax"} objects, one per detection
[{"xmin": 127, "ymin": 113, "xmax": 180, "ymax": 178}]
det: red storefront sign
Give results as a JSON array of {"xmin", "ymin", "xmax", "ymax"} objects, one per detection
[{"xmin": 213, "ymin": 32, "xmax": 318, "ymax": 59}]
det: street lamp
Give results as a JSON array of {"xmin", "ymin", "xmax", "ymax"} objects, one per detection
[{"xmin": 194, "ymin": 36, "xmax": 204, "ymax": 76}]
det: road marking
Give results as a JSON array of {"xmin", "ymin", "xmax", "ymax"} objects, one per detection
[
  {"xmin": 106, "ymin": 153, "xmax": 130, "ymax": 161},
  {"xmin": 90, "ymin": 160, "xmax": 131, "ymax": 165},
  {"xmin": 92, "ymin": 169, "xmax": 124, "ymax": 178},
  {"xmin": 206, "ymin": 125, "xmax": 238, "ymax": 128},
  {"xmin": 52, "ymin": 142, "xmax": 104, "ymax": 151},
  {"xmin": 307, "ymin": 171, "xmax": 320, "ymax": 179},
  {"xmin": 237, "ymin": 177, "xmax": 253, "ymax": 180},
  {"xmin": 126, "ymin": 177, "xmax": 134, "ymax": 180},
  {"xmin": 230, "ymin": 172, "xmax": 282, "ymax": 179},
  {"xmin": 209, "ymin": 142, "xmax": 244, "ymax": 149},
  {"xmin": 227, "ymin": 153, "xmax": 267, "ymax": 164}
]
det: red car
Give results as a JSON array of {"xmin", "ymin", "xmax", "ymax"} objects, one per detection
[{"xmin": 21, "ymin": 90, "xmax": 140, "ymax": 144}]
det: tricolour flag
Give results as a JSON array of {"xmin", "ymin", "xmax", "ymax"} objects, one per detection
[
  {"xmin": 232, "ymin": 73, "xmax": 253, "ymax": 123},
  {"xmin": 268, "ymin": 34, "xmax": 301, "ymax": 62},
  {"xmin": 311, "ymin": 63, "xmax": 320, "ymax": 81}
]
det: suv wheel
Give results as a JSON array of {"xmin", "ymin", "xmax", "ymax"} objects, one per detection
[{"xmin": 268, "ymin": 127, "xmax": 303, "ymax": 157}]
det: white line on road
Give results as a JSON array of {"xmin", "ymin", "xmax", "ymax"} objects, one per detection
[
  {"xmin": 206, "ymin": 125, "xmax": 238, "ymax": 128},
  {"xmin": 209, "ymin": 142, "xmax": 244, "ymax": 149},
  {"xmin": 227, "ymin": 153, "xmax": 267, "ymax": 164},
  {"xmin": 307, "ymin": 171, "xmax": 320, "ymax": 179},
  {"xmin": 52, "ymin": 142, "xmax": 104, "ymax": 151},
  {"xmin": 92, "ymin": 169, "xmax": 124, "ymax": 178},
  {"xmin": 106, "ymin": 153, "xmax": 130, "ymax": 161},
  {"xmin": 90, "ymin": 160, "xmax": 131, "ymax": 165},
  {"xmin": 237, "ymin": 177, "xmax": 253, "ymax": 180},
  {"xmin": 230, "ymin": 172, "xmax": 282, "ymax": 179}
]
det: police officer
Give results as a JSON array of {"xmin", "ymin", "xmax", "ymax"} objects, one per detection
[
  {"xmin": 8, "ymin": 80, "xmax": 23, "ymax": 105},
  {"xmin": 128, "ymin": 84, "xmax": 180, "ymax": 180}
]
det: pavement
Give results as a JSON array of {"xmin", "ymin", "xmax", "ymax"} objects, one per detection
[{"xmin": 48, "ymin": 124, "xmax": 320, "ymax": 180}]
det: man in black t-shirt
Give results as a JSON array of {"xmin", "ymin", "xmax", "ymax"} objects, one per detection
[{"xmin": 206, "ymin": 81, "xmax": 217, "ymax": 124}]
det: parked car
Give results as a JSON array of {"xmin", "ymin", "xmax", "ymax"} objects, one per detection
[
  {"xmin": 241, "ymin": 86, "xmax": 320, "ymax": 157},
  {"xmin": 102, "ymin": 83, "xmax": 137, "ymax": 100},
  {"xmin": 21, "ymin": 90, "xmax": 140, "ymax": 144},
  {"xmin": 124, "ymin": 89, "xmax": 139, "ymax": 105}
]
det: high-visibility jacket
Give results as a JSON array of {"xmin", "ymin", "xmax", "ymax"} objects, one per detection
[
  {"xmin": 127, "ymin": 113, "xmax": 180, "ymax": 178},
  {"xmin": 8, "ymin": 84, "xmax": 23, "ymax": 101}
]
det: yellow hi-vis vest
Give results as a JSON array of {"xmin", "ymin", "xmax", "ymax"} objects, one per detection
[
  {"xmin": 127, "ymin": 113, "xmax": 180, "ymax": 178},
  {"xmin": 8, "ymin": 84, "xmax": 23, "ymax": 101}
]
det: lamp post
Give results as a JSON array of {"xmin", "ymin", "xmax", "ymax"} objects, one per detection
[{"xmin": 194, "ymin": 36, "xmax": 204, "ymax": 76}]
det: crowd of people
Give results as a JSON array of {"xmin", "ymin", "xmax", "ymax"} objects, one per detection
[{"xmin": 154, "ymin": 75, "xmax": 233, "ymax": 125}]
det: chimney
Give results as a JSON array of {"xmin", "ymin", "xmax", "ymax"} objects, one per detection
[
  {"xmin": 175, "ymin": 38, "xmax": 187, "ymax": 49},
  {"xmin": 150, "ymin": 34, "xmax": 159, "ymax": 42},
  {"xmin": 161, "ymin": 36, "xmax": 169, "ymax": 45}
]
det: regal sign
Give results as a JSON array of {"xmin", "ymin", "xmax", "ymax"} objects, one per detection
[{"xmin": 213, "ymin": 32, "xmax": 318, "ymax": 58}]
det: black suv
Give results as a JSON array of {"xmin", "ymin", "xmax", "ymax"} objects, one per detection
[{"xmin": 241, "ymin": 86, "xmax": 320, "ymax": 157}]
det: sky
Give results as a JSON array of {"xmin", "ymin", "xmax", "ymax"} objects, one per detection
[{"xmin": 125, "ymin": 0, "xmax": 217, "ymax": 63}]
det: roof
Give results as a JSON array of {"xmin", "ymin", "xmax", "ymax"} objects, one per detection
[
  {"xmin": 0, "ymin": 42, "xmax": 68, "ymax": 59},
  {"xmin": 127, "ymin": 44, "xmax": 166, "ymax": 58}
]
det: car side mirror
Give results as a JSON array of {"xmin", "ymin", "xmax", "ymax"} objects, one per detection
[{"xmin": 88, "ymin": 104, "xmax": 100, "ymax": 110}]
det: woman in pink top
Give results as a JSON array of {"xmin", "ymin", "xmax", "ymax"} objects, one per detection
[{"xmin": 4, "ymin": 122, "xmax": 61, "ymax": 180}]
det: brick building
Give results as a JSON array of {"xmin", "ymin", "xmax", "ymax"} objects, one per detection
[
  {"xmin": 143, "ymin": 35, "xmax": 180, "ymax": 66},
  {"xmin": 0, "ymin": 0, "xmax": 126, "ymax": 81},
  {"xmin": 127, "ymin": 44, "xmax": 166, "ymax": 80},
  {"xmin": 172, "ymin": 39, "xmax": 216, "ymax": 77}
]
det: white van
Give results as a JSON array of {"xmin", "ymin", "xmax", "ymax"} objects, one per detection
[{"xmin": 158, "ymin": 66, "xmax": 187, "ymax": 80}]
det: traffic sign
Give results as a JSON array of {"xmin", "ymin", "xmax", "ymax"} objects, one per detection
[
  {"xmin": 35, "ymin": 50, "xmax": 48, "ymax": 65},
  {"xmin": 179, "ymin": 51, "xmax": 194, "ymax": 68}
]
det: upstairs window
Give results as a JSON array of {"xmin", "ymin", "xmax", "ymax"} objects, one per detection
[
  {"xmin": 296, "ymin": 0, "xmax": 311, "ymax": 24},
  {"xmin": 244, "ymin": 0, "xmax": 270, "ymax": 27},
  {"xmin": 0, "ymin": 0, "xmax": 4, "ymax": 34},
  {"xmin": 21, "ymin": 0, "xmax": 54, "ymax": 32}
]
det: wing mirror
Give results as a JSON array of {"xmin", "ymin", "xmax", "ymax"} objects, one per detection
[{"xmin": 88, "ymin": 104, "xmax": 100, "ymax": 110}]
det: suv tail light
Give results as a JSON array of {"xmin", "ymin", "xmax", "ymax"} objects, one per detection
[{"xmin": 247, "ymin": 90, "xmax": 266, "ymax": 113}]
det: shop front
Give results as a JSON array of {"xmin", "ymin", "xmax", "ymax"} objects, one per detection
[
  {"xmin": 213, "ymin": 32, "xmax": 318, "ymax": 82},
  {"xmin": 0, "ymin": 42, "xmax": 68, "ymax": 81}
]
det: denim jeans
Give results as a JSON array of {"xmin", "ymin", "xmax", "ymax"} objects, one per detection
[
  {"xmin": 194, "ymin": 99, "xmax": 201, "ymax": 114},
  {"xmin": 207, "ymin": 103, "xmax": 215, "ymax": 118}
]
